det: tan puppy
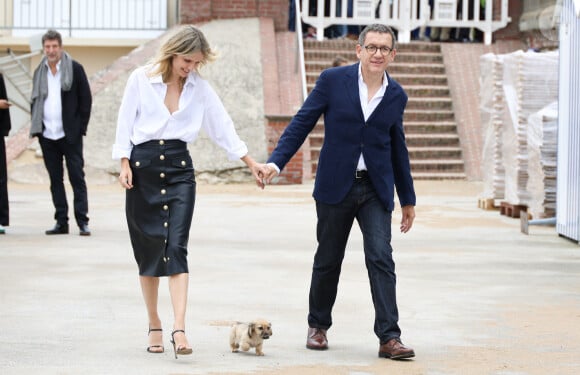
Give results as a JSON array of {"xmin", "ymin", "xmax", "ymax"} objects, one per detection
[{"xmin": 229, "ymin": 319, "xmax": 272, "ymax": 356}]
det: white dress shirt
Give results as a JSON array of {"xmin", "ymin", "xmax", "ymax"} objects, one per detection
[
  {"xmin": 43, "ymin": 60, "xmax": 65, "ymax": 140},
  {"xmin": 112, "ymin": 65, "xmax": 248, "ymax": 160},
  {"xmin": 357, "ymin": 63, "xmax": 388, "ymax": 171}
]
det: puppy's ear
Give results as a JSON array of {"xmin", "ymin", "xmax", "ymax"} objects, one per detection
[{"xmin": 248, "ymin": 323, "xmax": 255, "ymax": 337}]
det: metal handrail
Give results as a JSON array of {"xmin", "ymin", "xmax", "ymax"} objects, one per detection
[
  {"xmin": 0, "ymin": 48, "xmax": 41, "ymax": 112},
  {"xmin": 296, "ymin": 0, "xmax": 308, "ymax": 102}
]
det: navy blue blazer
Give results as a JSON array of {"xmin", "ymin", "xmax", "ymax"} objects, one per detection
[{"xmin": 268, "ymin": 63, "xmax": 416, "ymax": 211}]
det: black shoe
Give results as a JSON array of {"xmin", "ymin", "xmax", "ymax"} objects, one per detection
[
  {"xmin": 46, "ymin": 223, "xmax": 69, "ymax": 235},
  {"xmin": 79, "ymin": 224, "xmax": 91, "ymax": 236}
]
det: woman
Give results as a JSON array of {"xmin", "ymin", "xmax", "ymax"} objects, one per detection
[
  {"xmin": 112, "ymin": 25, "xmax": 265, "ymax": 358},
  {"xmin": 0, "ymin": 73, "xmax": 12, "ymax": 235}
]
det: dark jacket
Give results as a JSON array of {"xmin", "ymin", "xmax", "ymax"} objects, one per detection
[
  {"xmin": 267, "ymin": 63, "xmax": 416, "ymax": 211},
  {"xmin": 30, "ymin": 60, "xmax": 92, "ymax": 143},
  {"xmin": 0, "ymin": 74, "xmax": 11, "ymax": 137}
]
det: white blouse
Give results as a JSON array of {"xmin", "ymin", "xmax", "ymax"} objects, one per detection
[{"xmin": 112, "ymin": 65, "xmax": 248, "ymax": 160}]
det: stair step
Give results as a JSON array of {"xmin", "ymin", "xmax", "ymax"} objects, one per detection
[
  {"xmin": 407, "ymin": 97, "xmax": 453, "ymax": 110},
  {"xmin": 406, "ymin": 134, "xmax": 460, "ymax": 147},
  {"xmin": 412, "ymin": 172, "xmax": 467, "ymax": 180},
  {"xmin": 404, "ymin": 109, "xmax": 455, "ymax": 121},
  {"xmin": 408, "ymin": 146, "xmax": 463, "ymax": 159},
  {"xmin": 411, "ymin": 159, "xmax": 465, "ymax": 172},
  {"xmin": 392, "ymin": 74, "xmax": 448, "ymax": 86},
  {"xmin": 404, "ymin": 86, "xmax": 450, "ymax": 97},
  {"xmin": 405, "ymin": 121, "xmax": 457, "ymax": 133},
  {"xmin": 394, "ymin": 42, "xmax": 442, "ymax": 53},
  {"xmin": 303, "ymin": 39, "xmax": 358, "ymax": 50},
  {"xmin": 392, "ymin": 53, "xmax": 443, "ymax": 64},
  {"xmin": 305, "ymin": 61, "xmax": 350, "ymax": 71},
  {"xmin": 389, "ymin": 63, "xmax": 446, "ymax": 75}
]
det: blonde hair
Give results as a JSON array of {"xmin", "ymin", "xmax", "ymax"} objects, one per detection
[{"xmin": 148, "ymin": 25, "xmax": 216, "ymax": 82}]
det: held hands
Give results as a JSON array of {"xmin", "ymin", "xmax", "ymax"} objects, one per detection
[
  {"xmin": 259, "ymin": 163, "xmax": 279, "ymax": 186},
  {"xmin": 242, "ymin": 155, "xmax": 279, "ymax": 189},
  {"xmin": 249, "ymin": 163, "xmax": 279, "ymax": 189},
  {"xmin": 400, "ymin": 205, "xmax": 415, "ymax": 233},
  {"xmin": 249, "ymin": 163, "xmax": 267, "ymax": 189}
]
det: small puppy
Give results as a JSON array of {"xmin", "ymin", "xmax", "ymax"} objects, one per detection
[{"xmin": 229, "ymin": 319, "xmax": 272, "ymax": 356}]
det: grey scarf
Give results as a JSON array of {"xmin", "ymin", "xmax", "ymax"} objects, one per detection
[{"xmin": 30, "ymin": 51, "xmax": 74, "ymax": 137}]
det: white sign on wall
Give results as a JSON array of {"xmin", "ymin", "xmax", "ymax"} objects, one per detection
[{"xmin": 434, "ymin": 0, "xmax": 457, "ymax": 20}]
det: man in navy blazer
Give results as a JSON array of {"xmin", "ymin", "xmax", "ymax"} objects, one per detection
[{"xmin": 262, "ymin": 24, "xmax": 416, "ymax": 359}]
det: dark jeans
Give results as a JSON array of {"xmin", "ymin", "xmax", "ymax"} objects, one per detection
[
  {"xmin": 288, "ymin": 0, "xmax": 296, "ymax": 31},
  {"xmin": 39, "ymin": 136, "xmax": 89, "ymax": 227},
  {"xmin": 0, "ymin": 136, "xmax": 8, "ymax": 226},
  {"xmin": 308, "ymin": 176, "xmax": 401, "ymax": 343}
]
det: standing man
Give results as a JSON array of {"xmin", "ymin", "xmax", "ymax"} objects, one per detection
[
  {"xmin": 30, "ymin": 29, "xmax": 92, "ymax": 236},
  {"xmin": 0, "ymin": 73, "xmax": 11, "ymax": 235},
  {"xmin": 262, "ymin": 24, "xmax": 416, "ymax": 360}
]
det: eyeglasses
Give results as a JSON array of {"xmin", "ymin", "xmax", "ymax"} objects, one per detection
[{"xmin": 364, "ymin": 45, "xmax": 393, "ymax": 55}]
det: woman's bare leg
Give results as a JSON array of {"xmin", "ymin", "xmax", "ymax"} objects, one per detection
[
  {"xmin": 140, "ymin": 275, "xmax": 163, "ymax": 352},
  {"xmin": 169, "ymin": 272, "xmax": 192, "ymax": 351}
]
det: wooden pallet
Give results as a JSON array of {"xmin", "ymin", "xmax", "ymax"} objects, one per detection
[
  {"xmin": 477, "ymin": 198, "xmax": 497, "ymax": 210},
  {"xmin": 499, "ymin": 202, "xmax": 527, "ymax": 218}
]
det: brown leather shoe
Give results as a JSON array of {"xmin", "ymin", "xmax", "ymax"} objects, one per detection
[
  {"xmin": 378, "ymin": 338, "xmax": 415, "ymax": 359},
  {"xmin": 306, "ymin": 327, "xmax": 328, "ymax": 350}
]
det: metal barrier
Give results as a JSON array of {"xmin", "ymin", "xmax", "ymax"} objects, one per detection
[
  {"xmin": 300, "ymin": 0, "xmax": 510, "ymax": 44},
  {"xmin": 556, "ymin": 0, "xmax": 580, "ymax": 244},
  {"xmin": 295, "ymin": 0, "xmax": 308, "ymax": 102},
  {"xmin": 0, "ymin": 0, "xmax": 178, "ymax": 38}
]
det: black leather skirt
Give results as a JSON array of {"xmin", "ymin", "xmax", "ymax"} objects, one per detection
[{"xmin": 126, "ymin": 140, "xmax": 195, "ymax": 276}]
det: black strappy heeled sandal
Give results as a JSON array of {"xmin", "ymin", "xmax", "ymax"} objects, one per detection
[
  {"xmin": 146, "ymin": 327, "xmax": 164, "ymax": 353},
  {"xmin": 170, "ymin": 329, "xmax": 193, "ymax": 359}
]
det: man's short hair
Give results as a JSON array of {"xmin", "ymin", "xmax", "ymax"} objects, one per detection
[
  {"xmin": 42, "ymin": 29, "xmax": 62, "ymax": 46},
  {"xmin": 358, "ymin": 24, "xmax": 397, "ymax": 50}
]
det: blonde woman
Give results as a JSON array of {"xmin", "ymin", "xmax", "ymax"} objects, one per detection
[{"xmin": 112, "ymin": 25, "xmax": 265, "ymax": 358}]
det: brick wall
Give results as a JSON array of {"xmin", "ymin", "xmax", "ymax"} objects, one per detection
[
  {"xmin": 180, "ymin": 0, "xmax": 288, "ymax": 31},
  {"xmin": 265, "ymin": 115, "xmax": 303, "ymax": 184},
  {"xmin": 180, "ymin": 0, "xmax": 212, "ymax": 24},
  {"xmin": 493, "ymin": 0, "xmax": 523, "ymax": 41}
]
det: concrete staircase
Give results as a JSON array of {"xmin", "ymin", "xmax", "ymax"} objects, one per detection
[{"xmin": 303, "ymin": 39, "xmax": 466, "ymax": 180}]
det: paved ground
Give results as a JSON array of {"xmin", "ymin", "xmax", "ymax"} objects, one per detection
[{"xmin": 1, "ymin": 175, "xmax": 579, "ymax": 375}]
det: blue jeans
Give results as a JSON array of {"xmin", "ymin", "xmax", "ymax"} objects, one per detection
[{"xmin": 308, "ymin": 176, "xmax": 401, "ymax": 343}]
